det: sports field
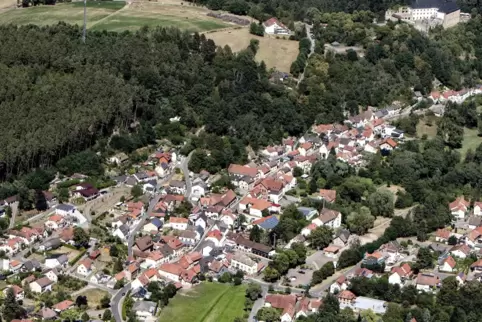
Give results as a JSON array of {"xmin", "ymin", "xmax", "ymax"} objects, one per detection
[
  {"xmin": 207, "ymin": 27, "xmax": 299, "ymax": 72},
  {"xmin": 0, "ymin": 1, "xmax": 229, "ymax": 32},
  {"xmin": 158, "ymin": 283, "xmax": 247, "ymax": 322}
]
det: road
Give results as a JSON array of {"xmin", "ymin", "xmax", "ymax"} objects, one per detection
[
  {"xmin": 297, "ymin": 23, "xmax": 315, "ymax": 86},
  {"xmin": 8, "ymin": 202, "xmax": 18, "ymax": 229},
  {"xmin": 176, "ymin": 151, "xmax": 193, "ymax": 201}
]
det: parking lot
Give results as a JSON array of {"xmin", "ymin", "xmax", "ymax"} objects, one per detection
[
  {"xmin": 306, "ymin": 250, "xmax": 337, "ymax": 270},
  {"xmin": 286, "ymin": 268, "xmax": 313, "ymax": 287}
]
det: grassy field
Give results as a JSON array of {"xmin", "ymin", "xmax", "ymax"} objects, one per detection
[
  {"xmin": 0, "ymin": 1, "xmax": 229, "ymax": 32},
  {"xmin": 158, "ymin": 283, "xmax": 247, "ymax": 322},
  {"xmin": 207, "ymin": 28, "xmax": 299, "ymax": 72},
  {"xmin": 52, "ymin": 246, "xmax": 81, "ymax": 262},
  {"xmin": 77, "ymin": 288, "xmax": 109, "ymax": 308},
  {"xmin": 416, "ymin": 115, "xmax": 439, "ymax": 139},
  {"xmin": 458, "ymin": 127, "xmax": 481, "ymax": 156}
]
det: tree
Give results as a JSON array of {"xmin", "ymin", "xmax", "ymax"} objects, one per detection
[
  {"xmin": 100, "ymin": 295, "xmax": 111, "ymax": 308},
  {"xmin": 256, "ymin": 307, "xmax": 280, "ymax": 322},
  {"xmin": 102, "ymin": 309, "xmax": 112, "ymax": 321},
  {"xmin": 73, "ymin": 227, "xmax": 89, "ymax": 246},
  {"xmin": 249, "ymin": 22, "xmax": 264, "ymax": 36},
  {"xmin": 58, "ymin": 188, "xmax": 70, "ymax": 203},
  {"xmin": 110, "ymin": 245, "xmax": 119, "ymax": 257},
  {"xmin": 131, "ymin": 184, "xmax": 143, "ymax": 198},
  {"xmin": 448, "ymin": 235, "xmax": 458, "ymax": 245},
  {"xmin": 307, "ymin": 226, "xmax": 333, "ymax": 249},
  {"xmin": 263, "ymin": 266, "xmax": 280, "ymax": 282},
  {"xmin": 34, "ymin": 190, "xmax": 48, "ymax": 211},
  {"xmin": 346, "ymin": 206, "xmax": 375, "ymax": 235},
  {"xmin": 246, "ymin": 282, "xmax": 262, "ymax": 301},
  {"xmin": 291, "ymin": 242, "xmax": 307, "ymax": 264},
  {"xmin": 81, "ymin": 312, "xmax": 90, "ymax": 322},
  {"xmin": 113, "ymin": 258, "xmax": 123, "ymax": 274},
  {"xmin": 416, "ymin": 247, "xmax": 434, "ymax": 269},
  {"xmin": 2, "ymin": 288, "xmax": 26, "ymax": 321},
  {"xmin": 233, "ymin": 277, "xmax": 242, "ymax": 285},
  {"xmin": 218, "ymin": 272, "xmax": 232, "ymax": 283},
  {"xmin": 76, "ymin": 295, "xmax": 88, "ymax": 308},
  {"xmin": 4, "ymin": 206, "xmax": 11, "ymax": 218},
  {"xmin": 368, "ymin": 190, "xmax": 394, "ymax": 217},
  {"xmin": 293, "ymin": 166, "xmax": 303, "ymax": 177}
]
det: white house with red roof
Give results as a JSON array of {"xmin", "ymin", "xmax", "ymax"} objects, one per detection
[
  {"xmin": 473, "ymin": 201, "xmax": 482, "ymax": 216},
  {"xmin": 263, "ymin": 18, "xmax": 291, "ymax": 35},
  {"xmin": 330, "ymin": 275, "xmax": 348, "ymax": 293},
  {"xmin": 449, "ymin": 196, "xmax": 470, "ymax": 219},
  {"xmin": 439, "ymin": 256, "xmax": 456, "ymax": 272},
  {"xmin": 388, "ymin": 263, "xmax": 412, "ymax": 286},
  {"xmin": 77, "ymin": 258, "xmax": 93, "ymax": 276}
]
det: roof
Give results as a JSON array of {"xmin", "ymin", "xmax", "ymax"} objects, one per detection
[
  {"xmin": 416, "ymin": 273, "xmax": 440, "ymax": 286},
  {"xmin": 450, "ymin": 244, "xmax": 470, "ymax": 255},
  {"xmin": 411, "ymin": 0, "xmax": 459, "ymax": 13},
  {"xmin": 471, "ymin": 259, "xmax": 482, "ymax": 268},
  {"xmin": 338, "ymin": 290, "xmax": 356, "ymax": 300},
  {"xmin": 318, "ymin": 208, "xmax": 341, "ymax": 224},
  {"xmin": 56, "ymin": 204, "xmax": 75, "ymax": 212},
  {"xmin": 436, "ymin": 228, "xmax": 451, "ymax": 239},
  {"xmin": 132, "ymin": 300, "xmax": 157, "ymax": 313},
  {"xmin": 450, "ymin": 196, "xmax": 470, "ymax": 212},
  {"xmin": 335, "ymin": 229, "xmax": 350, "ymax": 242},
  {"xmin": 381, "ymin": 138, "xmax": 398, "ymax": 148},
  {"xmin": 263, "ymin": 17, "xmax": 289, "ymax": 31},
  {"xmin": 228, "ymin": 164, "xmax": 258, "ymax": 177},
  {"xmin": 78, "ymin": 258, "xmax": 93, "ymax": 270},
  {"xmin": 159, "ymin": 263, "xmax": 183, "ymax": 276},
  {"xmin": 324, "ymin": 245, "xmax": 341, "ymax": 253},
  {"xmin": 232, "ymin": 252, "xmax": 256, "ymax": 267},
  {"xmin": 252, "ymin": 215, "xmax": 279, "ymax": 230},
  {"xmin": 240, "ymin": 197, "xmax": 272, "ymax": 211},
  {"xmin": 169, "ymin": 217, "xmax": 189, "ymax": 224},
  {"xmin": 33, "ymin": 277, "xmax": 53, "ymax": 288},
  {"xmin": 235, "ymin": 235, "xmax": 273, "ymax": 254},
  {"xmin": 319, "ymin": 189, "xmax": 336, "ymax": 202},
  {"xmin": 38, "ymin": 307, "xmax": 57, "ymax": 319},
  {"xmin": 180, "ymin": 230, "xmax": 197, "ymax": 240},
  {"xmin": 136, "ymin": 236, "xmax": 153, "ymax": 252},
  {"xmin": 443, "ymin": 256, "xmax": 456, "ymax": 268},
  {"xmin": 265, "ymin": 294, "xmax": 296, "ymax": 310}
]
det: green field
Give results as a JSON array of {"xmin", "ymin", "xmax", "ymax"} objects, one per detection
[
  {"xmin": 158, "ymin": 283, "xmax": 247, "ymax": 322},
  {"xmin": 458, "ymin": 127, "xmax": 481, "ymax": 156},
  {"xmin": 0, "ymin": 1, "xmax": 229, "ymax": 32}
]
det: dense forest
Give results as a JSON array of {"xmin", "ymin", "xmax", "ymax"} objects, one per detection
[{"xmin": 0, "ymin": 24, "xmax": 306, "ymax": 180}]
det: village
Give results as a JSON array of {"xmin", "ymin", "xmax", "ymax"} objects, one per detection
[{"xmin": 1, "ymin": 85, "xmax": 482, "ymax": 322}]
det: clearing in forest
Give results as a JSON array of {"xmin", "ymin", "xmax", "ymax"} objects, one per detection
[
  {"xmin": 158, "ymin": 283, "xmax": 246, "ymax": 322},
  {"xmin": 207, "ymin": 27, "xmax": 299, "ymax": 73}
]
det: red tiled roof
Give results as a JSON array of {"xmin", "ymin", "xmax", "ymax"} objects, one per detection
[
  {"xmin": 169, "ymin": 217, "xmax": 188, "ymax": 224},
  {"xmin": 265, "ymin": 294, "xmax": 296, "ymax": 310},
  {"xmin": 382, "ymin": 138, "xmax": 397, "ymax": 148},
  {"xmin": 338, "ymin": 290, "xmax": 356, "ymax": 300},
  {"xmin": 228, "ymin": 164, "xmax": 258, "ymax": 177},
  {"xmin": 443, "ymin": 256, "xmax": 456, "ymax": 268},
  {"xmin": 416, "ymin": 273, "xmax": 440, "ymax": 286},
  {"xmin": 53, "ymin": 300, "xmax": 74, "ymax": 311},
  {"xmin": 436, "ymin": 228, "xmax": 451, "ymax": 239},
  {"xmin": 319, "ymin": 189, "xmax": 336, "ymax": 202}
]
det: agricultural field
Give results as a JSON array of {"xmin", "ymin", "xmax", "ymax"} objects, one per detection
[
  {"xmin": 207, "ymin": 27, "xmax": 299, "ymax": 72},
  {"xmin": 0, "ymin": 0, "xmax": 229, "ymax": 32},
  {"xmin": 158, "ymin": 283, "xmax": 247, "ymax": 322}
]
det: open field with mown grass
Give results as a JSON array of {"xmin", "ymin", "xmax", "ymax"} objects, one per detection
[
  {"xmin": 0, "ymin": 0, "xmax": 229, "ymax": 32},
  {"xmin": 207, "ymin": 27, "xmax": 299, "ymax": 72},
  {"xmin": 158, "ymin": 283, "xmax": 247, "ymax": 322},
  {"xmin": 458, "ymin": 127, "xmax": 481, "ymax": 157}
]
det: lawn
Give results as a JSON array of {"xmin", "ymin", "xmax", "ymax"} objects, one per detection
[
  {"xmin": 416, "ymin": 115, "xmax": 439, "ymax": 139},
  {"xmin": 158, "ymin": 283, "xmax": 247, "ymax": 322},
  {"xmin": 207, "ymin": 28, "xmax": 299, "ymax": 73},
  {"xmin": 458, "ymin": 127, "xmax": 481, "ymax": 157},
  {"xmin": 77, "ymin": 288, "xmax": 109, "ymax": 309},
  {"xmin": 0, "ymin": 1, "xmax": 229, "ymax": 32},
  {"xmin": 51, "ymin": 246, "xmax": 81, "ymax": 262},
  {"xmin": 0, "ymin": 2, "xmax": 124, "ymax": 27}
]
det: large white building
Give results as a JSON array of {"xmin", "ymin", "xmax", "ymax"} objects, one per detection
[
  {"xmin": 263, "ymin": 18, "xmax": 291, "ymax": 35},
  {"xmin": 385, "ymin": 0, "xmax": 460, "ymax": 28}
]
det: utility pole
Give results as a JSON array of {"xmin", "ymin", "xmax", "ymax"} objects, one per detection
[{"xmin": 82, "ymin": 0, "xmax": 87, "ymax": 43}]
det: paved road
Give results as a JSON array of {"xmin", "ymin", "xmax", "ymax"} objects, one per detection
[
  {"xmin": 297, "ymin": 23, "xmax": 315, "ymax": 86},
  {"xmin": 248, "ymin": 288, "xmax": 267, "ymax": 322},
  {"xmin": 8, "ymin": 202, "xmax": 18, "ymax": 229},
  {"xmin": 112, "ymin": 283, "xmax": 131, "ymax": 322},
  {"xmin": 176, "ymin": 151, "xmax": 193, "ymax": 201}
]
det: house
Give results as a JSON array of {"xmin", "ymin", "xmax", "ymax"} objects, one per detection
[
  {"xmin": 135, "ymin": 236, "xmax": 154, "ymax": 252},
  {"xmin": 0, "ymin": 259, "xmax": 9, "ymax": 271},
  {"xmin": 319, "ymin": 189, "xmax": 336, "ymax": 203},
  {"xmin": 179, "ymin": 229, "xmax": 197, "ymax": 246},
  {"xmin": 263, "ymin": 17, "xmax": 291, "ymax": 35},
  {"xmin": 435, "ymin": 229, "xmax": 451, "ymax": 243},
  {"xmin": 132, "ymin": 300, "xmax": 157, "ymax": 320},
  {"xmin": 30, "ymin": 277, "xmax": 54, "ymax": 293},
  {"xmin": 9, "ymin": 260, "xmax": 23, "ymax": 272},
  {"xmin": 3, "ymin": 285, "xmax": 24, "ymax": 301},
  {"xmin": 456, "ymin": 272, "xmax": 466, "ymax": 285},
  {"xmin": 338, "ymin": 290, "xmax": 356, "ymax": 305},
  {"xmin": 264, "ymin": 294, "xmax": 297, "ymax": 322},
  {"xmin": 194, "ymin": 213, "xmax": 208, "ymax": 230},
  {"xmin": 450, "ymin": 244, "xmax": 471, "ymax": 259},
  {"xmin": 55, "ymin": 203, "xmax": 76, "ymax": 216},
  {"xmin": 389, "ymin": 263, "xmax": 412, "ymax": 285},
  {"xmin": 44, "ymin": 215, "xmax": 64, "ymax": 230},
  {"xmin": 77, "ymin": 258, "xmax": 93, "ymax": 276},
  {"xmin": 108, "ymin": 152, "xmax": 129, "ymax": 165},
  {"xmin": 45, "ymin": 269, "xmax": 59, "ymax": 283},
  {"xmin": 468, "ymin": 216, "xmax": 482, "ymax": 230},
  {"xmin": 439, "ymin": 256, "xmax": 456, "ymax": 272},
  {"xmin": 191, "ymin": 179, "xmax": 207, "ymax": 201},
  {"xmin": 415, "ymin": 273, "xmax": 440, "ymax": 292},
  {"xmin": 238, "ymin": 197, "xmax": 273, "ymax": 219},
  {"xmin": 169, "ymin": 180, "xmax": 186, "ymax": 195},
  {"xmin": 53, "ymin": 299, "xmax": 75, "ymax": 312},
  {"xmin": 333, "ymin": 229, "xmax": 351, "ymax": 247},
  {"xmin": 233, "ymin": 235, "xmax": 274, "ymax": 258},
  {"xmin": 362, "ymin": 251, "xmax": 385, "ymax": 265},
  {"xmin": 230, "ymin": 252, "xmax": 259, "ymax": 275},
  {"xmin": 37, "ymin": 307, "xmax": 57, "ymax": 320},
  {"xmin": 158, "ymin": 263, "xmax": 183, "ymax": 282},
  {"xmin": 228, "ymin": 164, "xmax": 259, "ymax": 190},
  {"xmin": 90, "ymin": 273, "xmax": 111, "ymax": 284},
  {"xmin": 379, "ymin": 138, "xmax": 398, "ymax": 151},
  {"xmin": 324, "ymin": 245, "xmax": 341, "ymax": 258},
  {"xmin": 38, "ymin": 238, "xmax": 62, "ymax": 252},
  {"xmin": 252, "ymin": 215, "xmax": 279, "ymax": 230},
  {"xmin": 330, "ymin": 275, "xmax": 348, "ymax": 294},
  {"xmin": 312, "ymin": 208, "xmax": 342, "ymax": 229},
  {"xmin": 470, "ymin": 259, "xmax": 482, "ymax": 272},
  {"xmin": 340, "ymin": 296, "xmax": 387, "ymax": 314},
  {"xmin": 474, "ymin": 201, "xmax": 482, "ymax": 216},
  {"xmin": 297, "ymin": 207, "xmax": 319, "ymax": 220},
  {"xmin": 44, "ymin": 254, "xmax": 69, "ymax": 269},
  {"xmin": 450, "ymin": 196, "xmax": 470, "ymax": 219},
  {"xmin": 167, "ymin": 217, "xmax": 189, "ymax": 231},
  {"xmin": 113, "ymin": 224, "xmax": 130, "ymax": 241}
]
